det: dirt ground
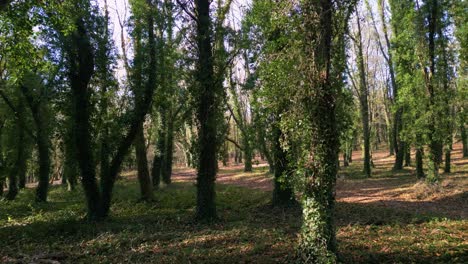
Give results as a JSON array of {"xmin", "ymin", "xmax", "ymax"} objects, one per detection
[{"xmin": 173, "ymin": 143, "xmax": 468, "ymax": 219}]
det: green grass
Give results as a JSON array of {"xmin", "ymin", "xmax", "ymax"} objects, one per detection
[{"xmin": 1, "ymin": 175, "xmax": 467, "ymax": 263}]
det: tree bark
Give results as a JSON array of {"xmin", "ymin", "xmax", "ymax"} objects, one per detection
[
  {"xmin": 135, "ymin": 123, "xmax": 153, "ymax": 200},
  {"xmin": 462, "ymin": 124, "xmax": 468, "ymax": 157},
  {"xmin": 299, "ymin": 0, "xmax": 344, "ymax": 261},
  {"xmin": 162, "ymin": 117, "xmax": 174, "ymax": 184},
  {"xmin": 271, "ymin": 124, "xmax": 294, "ymax": 206},
  {"xmin": 194, "ymin": 0, "xmax": 218, "ymax": 221},
  {"xmin": 416, "ymin": 147, "xmax": 425, "ymax": 179},
  {"xmin": 67, "ymin": 17, "xmax": 101, "ymax": 219},
  {"xmin": 354, "ymin": 10, "xmax": 371, "ymax": 177}
]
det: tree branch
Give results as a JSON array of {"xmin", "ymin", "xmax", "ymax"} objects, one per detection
[{"xmin": 226, "ymin": 137, "xmax": 244, "ymax": 151}]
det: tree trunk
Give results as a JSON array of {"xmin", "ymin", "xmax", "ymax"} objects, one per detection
[
  {"xmin": 17, "ymin": 124, "xmax": 27, "ymax": 189},
  {"xmin": 416, "ymin": 147, "xmax": 425, "ymax": 179},
  {"xmin": 152, "ymin": 121, "xmax": 165, "ymax": 188},
  {"xmin": 425, "ymin": 0, "xmax": 442, "ymax": 183},
  {"xmin": 162, "ymin": 117, "xmax": 174, "ymax": 184},
  {"xmin": 63, "ymin": 123, "xmax": 78, "ymax": 191},
  {"xmin": 272, "ymin": 124, "xmax": 294, "ymax": 206},
  {"xmin": 462, "ymin": 124, "xmax": 468, "ymax": 157},
  {"xmin": 6, "ymin": 120, "xmax": 26, "ymax": 200},
  {"xmin": 195, "ymin": 0, "xmax": 218, "ymax": 221},
  {"xmin": 135, "ymin": 123, "xmax": 153, "ymax": 200},
  {"xmin": 99, "ymin": 0, "xmax": 158, "ymax": 218},
  {"xmin": 393, "ymin": 138, "xmax": 405, "ymax": 170},
  {"xmin": 299, "ymin": 0, "xmax": 342, "ymax": 261},
  {"xmin": 0, "ymin": 177, "xmax": 4, "ymax": 197},
  {"xmin": 67, "ymin": 18, "xmax": 101, "ymax": 219},
  {"xmin": 34, "ymin": 112, "xmax": 51, "ymax": 203},
  {"xmin": 243, "ymin": 136, "xmax": 253, "ymax": 172},
  {"xmin": 444, "ymin": 144, "xmax": 451, "ymax": 173},
  {"xmin": 355, "ymin": 11, "xmax": 371, "ymax": 178},
  {"xmin": 404, "ymin": 145, "xmax": 411, "ymax": 167}
]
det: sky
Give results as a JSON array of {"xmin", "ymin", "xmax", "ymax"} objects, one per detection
[{"xmin": 97, "ymin": 0, "xmax": 251, "ymax": 80}]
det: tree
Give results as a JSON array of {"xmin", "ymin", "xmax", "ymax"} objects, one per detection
[
  {"xmin": 296, "ymin": 0, "xmax": 355, "ymax": 261},
  {"xmin": 190, "ymin": 0, "xmax": 222, "ymax": 220},
  {"xmin": 348, "ymin": 6, "xmax": 371, "ymax": 177},
  {"xmin": 46, "ymin": 0, "xmax": 158, "ymax": 219}
]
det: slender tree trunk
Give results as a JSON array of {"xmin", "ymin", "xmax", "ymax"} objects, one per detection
[
  {"xmin": 34, "ymin": 112, "xmax": 50, "ymax": 203},
  {"xmin": 162, "ymin": 117, "xmax": 174, "ymax": 184},
  {"xmin": 355, "ymin": 11, "xmax": 371, "ymax": 177},
  {"xmin": 17, "ymin": 123, "xmax": 27, "ymax": 189},
  {"xmin": 6, "ymin": 120, "xmax": 26, "ymax": 200},
  {"xmin": 444, "ymin": 143, "xmax": 451, "ymax": 173},
  {"xmin": 152, "ymin": 119, "xmax": 165, "ymax": 188},
  {"xmin": 135, "ymin": 123, "xmax": 153, "ymax": 200},
  {"xmin": 416, "ymin": 147, "xmax": 425, "ymax": 179},
  {"xmin": 0, "ymin": 177, "xmax": 4, "ymax": 197},
  {"xmin": 404, "ymin": 145, "xmax": 411, "ymax": 167},
  {"xmin": 195, "ymin": 0, "xmax": 218, "ymax": 221},
  {"xmin": 243, "ymin": 136, "xmax": 253, "ymax": 172},
  {"xmin": 425, "ymin": 0, "xmax": 442, "ymax": 183}
]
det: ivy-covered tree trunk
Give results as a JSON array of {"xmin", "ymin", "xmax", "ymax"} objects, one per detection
[
  {"xmin": 462, "ymin": 124, "xmax": 468, "ymax": 157},
  {"xmin": 33, "ymin": 104, "xmax": 51, "ymax": 203},
  {"xmin": 271, "ymin": 124, "xmax": 294, "ymax": 206},
  {"xmin": 194, "ymin": 0, "xmax": 218, "ymax": 221},
  {"xmin": 444, "ymin": 143, "xmax": 452, "ymax": 173},
  {"xmin": 152, "ymin": 116, "xmax": 166, "ymax": 188},
  {"xmin": 17, "ymin": 116, "xmax": 27, "ymax": 190},
  {"xmin": 135, "ymin": 123, "xmax": 153, "ymax": 200},
  {"xmin": 5, "ymin": 118, "xmax": 26, "ymax": 200},
  {"xmin": 242, "ymin": 135, "xmax": 253, "ymax": 172},
  {"xmin": 99, "ymin": 0, "xmax": 158, "ymax": 218},
  {"xmin": 416, "ymin": 147, "xmax": 425, "ymax": 179},
  {"xmin": 354, "ymin": 10, "xmax": 371, "ymax": 178},
  {"xmin": 67, "ymin": 18, "xmax": 101, "ymax": 219},
  {"xmin": 162, "ymin": 116, "xmax": 174, "ymax": 185},
  {"xmin": 424, "ymin": 0, "xmax": 443, "ymax": 183},
  {"xmin": 404, "ymin": 145, "xmax": 411, "ymax": 167},
  {"xmin": 299, "ymin": 0, "xmax": 343, "ymax": 261},
  {"xmin": 17, "ymin": 149, "xmax": 27, "ymax": 190},
  {"xmin": 0, "ymin": 178, "xmax": 4, "ymax": 197}
]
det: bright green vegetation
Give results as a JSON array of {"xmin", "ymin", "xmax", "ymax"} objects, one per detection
[{"xmin": 1, "ymin": 167, "xmax": 466, "ymax": 263}]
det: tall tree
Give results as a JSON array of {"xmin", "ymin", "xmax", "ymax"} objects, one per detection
[
  {"xmin": 297, "ymin": 0, "xmax": 354, "ymax": 261},
  {"xmin": 349, "ymin": 7, "xmax": 371, "ymax": 177},
  {"xmin": 191, "ymin": 0, "xmax": 221, "ymax": 220}
]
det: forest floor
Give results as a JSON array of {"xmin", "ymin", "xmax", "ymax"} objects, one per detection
[{"xmin": 0, "ymin": 144, "xmax": 467, "ymax": 263}]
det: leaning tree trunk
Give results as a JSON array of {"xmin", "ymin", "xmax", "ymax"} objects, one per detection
[{"xmin": 99, "ymin": 0, "xmax": 158, "ymax": 218}]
